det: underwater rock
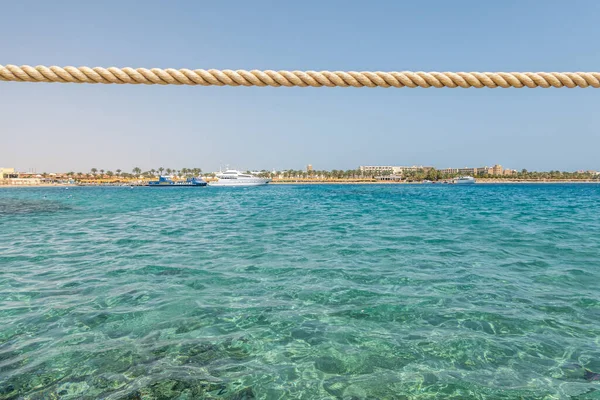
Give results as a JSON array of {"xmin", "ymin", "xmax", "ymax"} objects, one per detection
[
  {"xmin": 584, "ymin": 369, "xmax": 600, "ymax": 381},
  {"xmin": 226, "ymin": 386, "xmax": 255, "ymax": 400},
  {"xmin": 315, "ymin": 356, "xmax": 346, "ymax": 374},
  {"xmin": 323, "ymin": 377, "xmax": 348, "ymax": 398},
  {"xmin": 55, "ymin": 381, "xmax": 90, "ymax": 399}
]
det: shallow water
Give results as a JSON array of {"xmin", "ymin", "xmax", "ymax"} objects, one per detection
[{"xmin": 1, "ymin": 184, "xmax": 599, "ymax": 399}]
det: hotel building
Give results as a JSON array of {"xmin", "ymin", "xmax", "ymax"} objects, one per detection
[
  {"xmin": 359, "ymin": 165, "xmax": 433, "ymax": 175},
  {"xmin": 0, "ymin": 167, "xmax": 18, "ymax": 179}
]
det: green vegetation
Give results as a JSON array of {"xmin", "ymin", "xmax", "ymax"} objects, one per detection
[
  {"xmin": 255, "ymin": 168, "xmax": 599, "ymax": 182},
  {"xmin": 26, "ymin": 167, "xmax": 598, "ymax": 184},
  {"xmin": 407, "ymin": 169, "xmax": 599, "ymax": 182}
]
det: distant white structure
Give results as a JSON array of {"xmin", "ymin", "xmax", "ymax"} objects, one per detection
[
  {"xmin": 0, "ymin": 167, "xmax": 17, "ymax": 179},
  {"xmin": 209, "ymin": 169, "xmax": 271, "ymax": 186},
  {"xmin": 3, "ymin": 178, "xmax": 42, "ymax": 185},
  {"xmin": 359, "ymin": 165, "xmax": 433, "ymax": 174}
]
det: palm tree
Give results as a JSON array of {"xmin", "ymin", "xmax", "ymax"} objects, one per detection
[
  {"xmin": 150, "ymin": 169, "xmax": 156, "ymax": 177},
  {"xmin": 116, "ymin": 169, "xmax": 122, "ymax": 176},
  {"xmin": 166, "ymin": 168, "xmax": 172, "ymax": 176},
  {"xmin": 158, "ymin": 167, "xmax": 164, "ymax": 176},
  {"xmin": 193, "ymin": 168, "xmax": 202, "ymax": 177},
  {"xmin": 91, "ymin": 168, "xmax": 98, "ymax": 175},
  {"xmin": 132, "ymin": 167, "xmax": 142, "ymax": 176}
]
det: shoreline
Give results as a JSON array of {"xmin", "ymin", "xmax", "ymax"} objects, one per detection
[
  {"xmin": 272, "ymin": 179, "xmax": 600, "ymax": 184},
  {"xmin": 1, "ymin": 180, "xmax": 598, "ymax": 188}
]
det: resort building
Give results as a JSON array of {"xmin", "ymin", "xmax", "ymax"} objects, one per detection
[
  {"xmin": 0, "ymin": 167, "xmax": 18, "ymax": 179},
  {"xmin": 359, "ymin": 166, "xmax": 394, "ymax": 174},
  {"xmin": 363, "ymin": 164, "xmax": 511, "ymax": 177},
  {"xmin": 307, "ymin": 164, "xmax": 313, "ymax": 172},
  {"xmin": 3, "ymin": 177, "xmax": 43, "ymax": 185},
  {"xmin": 453, "ymin": 164, "xmax": 505, "ymax": 176},
  {"xmin": 359, "ymin": 164, "xmax": 514, "ymax": 177},
  {"xmin": 440, "ymin": 168, "xmax": 459, "ymax": 174},
  {"xmin": 359, "ymin": 165, "xmax": 433, "ymax": 175},
  {"xmin": 457, "ymin": 167, "xmax": 478, "ymax": 175}
]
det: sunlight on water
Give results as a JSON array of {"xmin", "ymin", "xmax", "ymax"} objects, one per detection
[{"xmin": 0, "ymin": 184, "xmax": 599, "ymax": 399}]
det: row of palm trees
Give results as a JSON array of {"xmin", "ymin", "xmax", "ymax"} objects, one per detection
[
  {"xmin": 83, "ymin": 167, "xmax": 204, "ymax": 179},
  {"xmin": 253, "ymin": 168, "xmax": 600, "ymax": 181},
  {"xmin": 404, "ymin": 169, "xmax": 600, "ymax": 181},
  {"xmin": 513, "ymin": 169, "xmax": 599, "ymax": 180},
  {"xmin": 263, "ymin": 169, "xmax": 404, "ymax": 180},
  {"xmin": 253, "ymin": 169, "xmax": 374, "ymax": 180},
  {"xmin": 44, "ymin": 167, "xmax": 599, "ymax": 182}
]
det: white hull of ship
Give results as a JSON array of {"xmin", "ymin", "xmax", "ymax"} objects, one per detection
[
  {"xmin": 209, "ymin": 179, "xmax": 271, "ymax": 187},
  {"xmin": 453, "ymin": 177, "xmax": 476, "ymax": 184}
]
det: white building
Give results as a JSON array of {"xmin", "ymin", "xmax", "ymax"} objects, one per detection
[
  {"xmin": 359, "ymin": 165, "xmax": 433, "ymax": 174},
  {"xmin": 0, "ymin": 167, "xmax": 17, "ymax": 179}
]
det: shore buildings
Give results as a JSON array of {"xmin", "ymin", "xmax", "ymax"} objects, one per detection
[
  {"xmin": 359, "ymin": 165, "xmax": 433, "ymax": 175},
  {"xmin": 360, "ymin": 164, "xmax": 516, "ymax": 177},
  {"xmin": 441, "ymin": 164, "xmax": 516, "ymax": 176},
  {"xmin": 0, "ymin": 167, "xmax": 18, "ymax": 179},
  {"xmin": 359, "ymin": 164, "xmax": 521, "ymax": 177}
]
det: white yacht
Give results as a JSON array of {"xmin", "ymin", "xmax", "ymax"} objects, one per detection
[
  {"xmin": 209, "ymin": 169, "xmax": 271, "ymax": 187},
  {"xmin": 453, "ymin": 176, "xmax": 476, "ymax": 184}
]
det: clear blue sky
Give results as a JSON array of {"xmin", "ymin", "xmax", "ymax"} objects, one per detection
[{"xmin": 1, "ymin": 0, "xmax": 599, "ymax": 173}]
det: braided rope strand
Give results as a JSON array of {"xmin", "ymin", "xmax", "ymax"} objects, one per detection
[{"xmin": 1, "ymin": 65, "xmax": 599, "ymax": 88}]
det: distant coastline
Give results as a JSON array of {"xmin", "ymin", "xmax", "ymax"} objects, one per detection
[
  {"xmin": 272, "ymin": 179, "xmax": 599, "ymax": 185},
  {"xmin": 1, "ymin": 179, "xmax": 599, "ymax": 188},
  {"xmin": 2, "ymin": 165, "xmax": 598, "ymax": 187}
]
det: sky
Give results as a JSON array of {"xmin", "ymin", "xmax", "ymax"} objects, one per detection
[{"xmin": 1, "ymin": 0, "xmax": 599, "ymax": 173}]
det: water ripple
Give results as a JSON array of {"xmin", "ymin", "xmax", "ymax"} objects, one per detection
[{"xmin": 0, "ymin": 184, "xmax": 599, "ymax": 399}]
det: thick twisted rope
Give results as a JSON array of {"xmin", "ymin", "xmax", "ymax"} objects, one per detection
[{"xmin": 1, "ymin": 65, "xmax": 600, "ymax": 88}]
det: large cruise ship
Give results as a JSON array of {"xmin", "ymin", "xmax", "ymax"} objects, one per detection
[{"xmin": 209, "ymin": 170, "xmax": 271, "ymax": 187}]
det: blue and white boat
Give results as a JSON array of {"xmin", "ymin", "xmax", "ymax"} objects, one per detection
[
  {"xmin": 146, "ymin": 176, "xmax": 207, "ymax": 187},
  {"xmin": 453, "ymin": 176, "xmax": 476, "ymax": 185}
]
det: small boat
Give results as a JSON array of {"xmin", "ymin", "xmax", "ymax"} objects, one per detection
[
  {"xmin": 146, "ymin": 176, "xmax": 207, "ymax": 187},
  {"xmin": 453, "ymin": 176, "xmax": 476, "ymax": 185},
  {"xmin": 209, "ymin": 170, "xmax": 271, "ymax": 187},
  {"xmin": 422, "ymin": 180, "xmax": 433, "ymax": 184}
]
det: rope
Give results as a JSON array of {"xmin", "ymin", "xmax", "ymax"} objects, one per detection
[{"xmin": 1, "ymin": 64, "xmax": 600, "ymax": 88}]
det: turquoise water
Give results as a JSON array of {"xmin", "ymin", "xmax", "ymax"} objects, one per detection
[{"xmin": 1, "ymin": 184, "xmax": 600, "ymax": 399}]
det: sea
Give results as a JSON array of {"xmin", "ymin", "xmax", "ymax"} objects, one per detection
[{"xmin": 0, "ymin": 184, "xmax": 599, "ymax": 399}]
